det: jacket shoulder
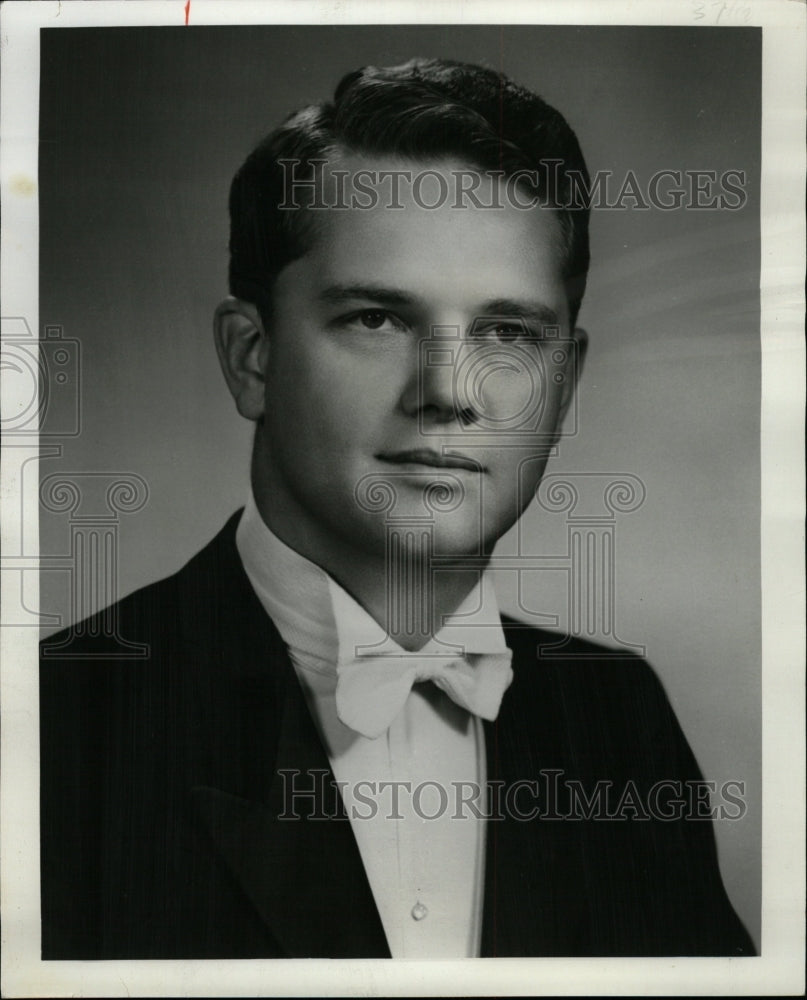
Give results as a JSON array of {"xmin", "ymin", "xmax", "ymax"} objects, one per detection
[
  {"xmin": 40, "ymin": 509, "xmax": 248, "ymax": 662},
  {"xmin": 501, "ymin": 614, "xmax": 663, "ymax": 692},
  {"xmin": 499, "ymin": 615, "xmax": 698, "ymax": 779}
]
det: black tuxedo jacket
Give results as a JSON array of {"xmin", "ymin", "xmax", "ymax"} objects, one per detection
[{"xmin": 40, "ymin": 512, "xmax": 754, "ymax": 959}]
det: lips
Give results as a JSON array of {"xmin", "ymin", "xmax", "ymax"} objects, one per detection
[{"xmin": 377, "ymin": 449, "xmax": 485, "ymax": 473}]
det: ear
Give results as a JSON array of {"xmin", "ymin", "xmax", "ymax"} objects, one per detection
[
  {"xmin": 213, "ymin": 297, "xmax": 268, "ymax": 421},
  {"xmin": 555, "ymin": 326, "xmax": 588, "ymax": 430}
]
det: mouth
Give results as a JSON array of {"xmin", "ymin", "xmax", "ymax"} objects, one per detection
[{"xmin": 376, "ymin": 449, "xmax": 485, "ymax": 473}]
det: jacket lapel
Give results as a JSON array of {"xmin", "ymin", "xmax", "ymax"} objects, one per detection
[
  {"xmin": 480, "ymin": 623, "xmax": 589, "ymax": 957},
  {"xmin": 191, "ymin": 672, "xmax": 389, "ymax": 958},
  {"xmin": 186, "ymin": 513, "xmax": 389, "ymax": 958}
]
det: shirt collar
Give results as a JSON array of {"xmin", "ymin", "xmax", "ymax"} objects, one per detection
[{"xmin": 235, "ymin": 489, "xmax": 508, "ymax": 674}]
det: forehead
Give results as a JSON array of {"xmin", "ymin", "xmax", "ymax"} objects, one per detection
[{"xmin": 295, "ymin": 154, "xmax": 568, "ymax": 317}]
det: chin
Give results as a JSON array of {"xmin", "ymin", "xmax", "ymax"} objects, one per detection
[
  {"xmin": 337, "ymin": 488, "xmax": 512, "ymax": 560},
  {"xmin": 425, "ymin": 510, "xmax": 503, "ymax": 558}
]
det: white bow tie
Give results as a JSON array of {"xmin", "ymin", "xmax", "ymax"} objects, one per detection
[{"xmin": 335, "ymin": 648, "xmax": 514, "ymax": 739}]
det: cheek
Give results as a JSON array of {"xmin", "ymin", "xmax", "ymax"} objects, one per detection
[
  {"xmin": 487, "ymin": 446, "xmax": 553, "ymax": 511},
  {"xmin": 476, "ymin": 364, "xmax": 544, "ymax": 429},
  {"xmin": 457, "ymin": 344, "xmax": 564, "ymax": 434},
  {"xmin": 279, "ymin": 339, "xmax": 400, "ymax": 416},
  {"xmin": 265, "ymin": 360, "xmax": 384, "ymax": 459}
]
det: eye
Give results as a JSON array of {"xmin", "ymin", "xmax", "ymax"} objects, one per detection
[
  {"xmin": 491, "ymin": 321, "xmax": 525, "ymax": 343},
  {"xmin": 336, "ymin": 309, "xmax": 407, "ymax": 333},
  {"xmin": 357, "ymin": 310, "xmax": 390, "ymax": 330},
  {"xmin": 472, "ymin": 317, "xmax": 536, "ymax": 343}
]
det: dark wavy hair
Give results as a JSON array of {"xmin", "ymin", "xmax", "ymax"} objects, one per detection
[{"xmin": 228, "ymin": 58, "xmax": 591, "ymax": 326}]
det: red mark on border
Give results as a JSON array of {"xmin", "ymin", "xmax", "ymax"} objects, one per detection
[{"xmin": 184, "ymin": 0, "xmax": 190, "ymax": 25}]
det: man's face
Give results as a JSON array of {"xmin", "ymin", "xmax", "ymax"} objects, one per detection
[{"xmin": 248, "ymin": 157, "xmax": 582, "ymax": 563}]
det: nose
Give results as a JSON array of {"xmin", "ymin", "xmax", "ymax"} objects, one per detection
[{"xmin": 399, "ymin": 327, "xmax": 478, "ymax": 426}]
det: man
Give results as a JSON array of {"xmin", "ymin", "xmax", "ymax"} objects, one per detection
[{"xmin": 40, "ymin": 58, "xmax": 754, "ymax": 959}]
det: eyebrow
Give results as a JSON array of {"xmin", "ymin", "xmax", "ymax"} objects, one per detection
[
  {"xmin": 480, "ymin": 298, "xmax": 560, "ymax": 328},
  {"xmin": 318, "ymin": 284, "xmax": 561, "ymax": 327},
  {"xmin": 318, "ymin": 284, "xmax": 416, "ymax": 308}
]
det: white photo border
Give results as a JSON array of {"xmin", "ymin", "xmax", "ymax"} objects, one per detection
[{"xmin": 1, "ymin": 1, "xmax": 804, "ymax": 996}]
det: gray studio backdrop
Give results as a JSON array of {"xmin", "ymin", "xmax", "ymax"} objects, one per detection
[{"xmin": 38, "ymin": 25, "xmax": 761, "ymax": 947}]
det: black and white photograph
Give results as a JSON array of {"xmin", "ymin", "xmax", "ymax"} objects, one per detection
[{"xmin": 0, "ymin": 1, "xmax": 804, "ymax": 996}]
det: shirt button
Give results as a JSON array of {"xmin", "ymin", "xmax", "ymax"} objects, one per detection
[{"xmin": 411, "ymin": 901, "xmax": 428, "ymax": 921}]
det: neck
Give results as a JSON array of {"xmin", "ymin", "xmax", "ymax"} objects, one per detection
[{"xmin": 251, "ymin": 456, "xmax": 487, "ymax": 652}]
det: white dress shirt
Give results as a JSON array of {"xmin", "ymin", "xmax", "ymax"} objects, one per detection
[{"xmin": 235, "ymin": 490, "xmax": 510, "ymax": 957}]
